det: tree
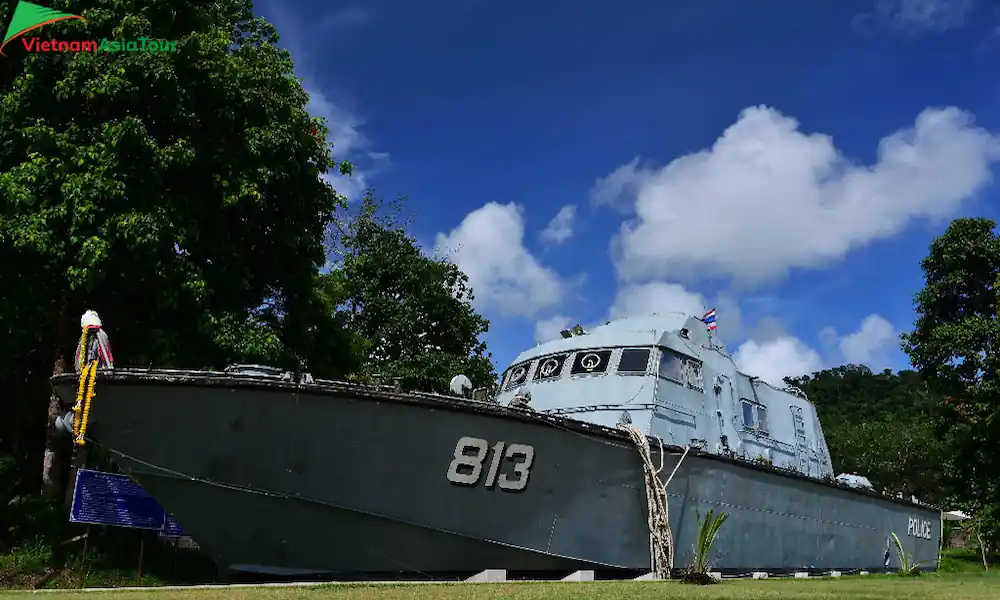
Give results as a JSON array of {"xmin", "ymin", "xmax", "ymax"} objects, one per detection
[
  {"xmin": 0, "ymin": 0, "xmax": 353, "ymax": 496},
  {"xmin": 901, "ymin": 217, "xmax": 1000, "ymax": 548},
  {"xmin": 786, "ymin": 365, "xmax": 948, "ymax": 505},
  {"xmin": 329, "ymin": 193, "xmax": 496, "ymax": 394}
]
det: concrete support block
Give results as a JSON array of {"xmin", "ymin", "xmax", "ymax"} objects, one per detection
[
  {"xmin": 632, "ymin": 572, "xmax": 656, "ymax": 580},
  {"xmin": 752, "ymin": 572, "xmax": 768, "ymax": 579},
  {"xmin": 829, "ymin": 570, "xmax": 842, "ymax": 577},
  {"xmin": 794, "ymin": 572, "xmax": 809, "ymax": 578},
  {"xmin": 708, "ymin": 571, "xmax": 722, "ymax": 581},
  {"xmin": 561, "ymin": 570, "xmax": 595, "ymax": 582},
  {"xmin": 465, "ymin": 569, "xmax": 506, "ymax": 582},
  {"xmin": 859, "ymin": 571, "xmax": 870, "ymax": 576}
]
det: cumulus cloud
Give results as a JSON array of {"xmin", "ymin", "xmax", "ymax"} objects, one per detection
[
  {"xmin": 534, "ymin": 315, "xmax": 574, "ymax": 344},
  {"xmin": 540, "ymin": 205, "xmax": 577, "ymax": 244},
  {"xmin": 609, "ymin": 281, "xmax": 706, "ymax": 319},
  {"xmin": 608, "ymin": 281, "xmax": 743, "ymax": 341},
  {"xmin": 435, "ymin": 202, "xmax": 569, "ymax": 318},
  {"xmin": 591, "ymin": 158, "xmax": 649, "ymax": 211},
  {"xmin": 731, "ymin": 314, "xmax": 899, "ymax": 385},
  {"xmin": 594, "ymin": 106, "xmax": 1000, "ymax": 286},
  {"xmin": 733, "ymin": 337, "xmax": 824, "ymax": 386},
  {"xmin": 824, "ymin": 314, "xmax": 899, "ymax": 365}
]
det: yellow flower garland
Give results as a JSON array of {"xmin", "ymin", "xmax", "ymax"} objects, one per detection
[
  {"xmin": 72, "ymin": 327, "xmax": 89, "ymax": 437},
  {"xmin": 74, "ymin": 360, "xmax": 98, "ymax": 446}
]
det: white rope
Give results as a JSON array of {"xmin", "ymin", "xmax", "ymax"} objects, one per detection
[{"xmin": 619, "ymin": 423, "xmax": 690, "ymax": 579}]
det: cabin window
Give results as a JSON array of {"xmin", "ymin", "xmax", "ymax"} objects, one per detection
[
  {"xmin": 741, "ymin": 400, "xmax": 756, "ymax": 428},
  {"xmin": 756, "ymin": 406, "xmax": 769, "ymax": 435},
  {"xmin": 617, "ymin": 348, "xmax": 651, "ymax": 375},
  {"xmin": 658, "ymin": 349, "xmax": 702, "ymax": 389},
  {"xmin": 534, "ymin": 353, "xmax": 569, "ymax": 381},
  {"xmin": 505, "ymin": 361, "xmax": 532, "ymax": 391},
  {"xmin": 658, "ymin": 350, "xmax": 686, "ymax": 383},
  {"xmin": 741, "ymin": 400, "xmax": 770, "ymax": 435},
  {"xmin": 569, "ymin": 349, "xmax": 612, "ymax": 375},
  {"xmin": 687, "ymin": 360, "xmax": 704, "ymax": 390}
]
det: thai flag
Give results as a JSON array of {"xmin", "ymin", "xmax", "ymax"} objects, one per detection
[{"xmin": 703, "ymin": 309, "xmax": 717, "ymax": 331}]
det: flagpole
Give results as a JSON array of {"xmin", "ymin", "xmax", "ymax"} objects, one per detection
[{"xmin": 703, "ymin": 307, "xmax": 717, "ymax": 348}]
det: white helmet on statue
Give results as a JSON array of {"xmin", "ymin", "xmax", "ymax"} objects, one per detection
[{"xmin": 80, "ymin": 310, "xmax": 103, "ymax": 329}]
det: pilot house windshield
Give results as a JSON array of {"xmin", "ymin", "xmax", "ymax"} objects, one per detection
[{"xmin": 658, "ymin": 351, "xmax": 685, "ymax": 382}]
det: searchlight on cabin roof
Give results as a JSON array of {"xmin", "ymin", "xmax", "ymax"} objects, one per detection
[{"xmin": 559, "ymin": 324, "xmax": 587, "ymax": 338}]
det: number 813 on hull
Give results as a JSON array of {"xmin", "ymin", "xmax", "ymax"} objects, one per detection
[{"xmin": 445, "ymin": 436, "xmax": 535, "ymax": 492}]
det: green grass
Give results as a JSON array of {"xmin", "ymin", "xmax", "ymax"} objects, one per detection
[
  {"xmin": 938, "ymin": 547, "xmax": 997, "ymax": 573},
  {"xmin": 2, "ymin": 541, "xmax": 996, "ymax": 599},
  {"xmin": 0, "ymin": 573, "xmax": 997, "ymax": 600}
]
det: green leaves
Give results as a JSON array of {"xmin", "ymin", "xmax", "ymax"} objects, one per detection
[
  {"xmin": 684, "ymin": 508, "xmax": 727, "ymax": 582},
  {"xmin": 330, "ymin": 193, "xmax": 497, "ymax": 393},
  {"xmin": 0, "ymin": 0, "xmax": 355, "ymax": 491},
  {"xmin": 901, "ymin": 217, "xmax": 1000, "ymax": 551},
  {"xmin": 889, "ymin": 531, "xmax": 923, "ymax": 576},
  {"xmin": 786, "ymin": 365, "xmax": 948, "ymax": 505}
]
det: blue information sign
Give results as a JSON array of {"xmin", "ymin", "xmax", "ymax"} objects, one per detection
[{"xmin": 69, "ymin": 469, "xmax": 185, "ymax": 536}]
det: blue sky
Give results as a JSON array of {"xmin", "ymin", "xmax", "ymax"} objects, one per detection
[{"xmin": 259, "ymin": 0, "xmax": 1000, "ymax": 384}]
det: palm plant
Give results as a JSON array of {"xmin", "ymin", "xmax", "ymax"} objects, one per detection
[
  {"xmin": 682, "ymin": 508, "xmax": 728, "ymax": 584},
  {"xmin": 889, "ymin": 532, "xmax": 923, "ymax": 576}
]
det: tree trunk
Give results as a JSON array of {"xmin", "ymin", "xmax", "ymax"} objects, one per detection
[
  {"xmin": 64, "ymin": 444, "xmax": 89, "ymax": 508},
  {"xmin": 41, "ymin": 297, "xmax": 71, "ymax": 496}
]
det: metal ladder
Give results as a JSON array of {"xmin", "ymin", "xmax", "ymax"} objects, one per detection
[{"xmin": 791, "ymin": 406, "xmax": 810, "ymax": 475}]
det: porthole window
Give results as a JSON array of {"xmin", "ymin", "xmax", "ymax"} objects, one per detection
[
  {"xmin": 533, "ymin": 353, "xmax": 569, "ymax": 381},
  {"xmin": 617, "ymin": 348, "xmax": 651, "ymax": 375},
  {"xmin": 504, "ymin": 361, "xmax": 532, "ymax": 391},
  {"xmin": 570, "ymin": 349, "xmax": 612, "ymax": 375}
]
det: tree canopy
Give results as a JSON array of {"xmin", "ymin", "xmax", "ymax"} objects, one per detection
[
  {"xmin": 786, "ymin": 365, "xmax": 948, "ymax": 506},
  {"xmin": 329, "ymin": 194, "xmax": 496, "ymax": 394},
  {"xmin": 0, "ymin": 0, "xmax": 495, "ymax": 501},
  {"xmin": 901, "ymin": 217, "xmax": 1000, "ymax": 547}
]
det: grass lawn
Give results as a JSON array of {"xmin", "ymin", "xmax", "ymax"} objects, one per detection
[{"xmin": 0, "ymin": 573, "xmax": 997, "ymax": 600}]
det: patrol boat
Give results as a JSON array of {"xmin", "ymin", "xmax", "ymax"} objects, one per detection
[{"xmin": 50, "ymin": 313, "xmax": 941, "ymax": 577}]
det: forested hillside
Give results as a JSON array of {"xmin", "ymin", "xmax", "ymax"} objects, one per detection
[{"xmin": 787, "ymin": 365, "xmax": 948, "ymax": 506}]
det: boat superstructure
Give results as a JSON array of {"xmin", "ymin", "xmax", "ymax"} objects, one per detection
[
  {"xmin": 494, "ymin": 313, "xmax": 833, "ymax": 480},
  {"xmin": 49, "ymin": 313, "xmax": 941, "ymax": 577}
]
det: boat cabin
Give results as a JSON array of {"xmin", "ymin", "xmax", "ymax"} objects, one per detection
[{"xmin": 493, "ymin": 313, "xmax": 834, "ymax": 479}]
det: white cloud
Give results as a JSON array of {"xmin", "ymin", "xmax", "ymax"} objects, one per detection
[
  {"xmin": 591, "ymin": 158, "xmax": 649, "ymax": 211},
  {"xmin": 609, "ymin": 281, "xmax": 706, "ymax": 319},
  {"xmin": 534, "ymin": 315, "xmax": 574, "ymax": 344},
  {"xmin": 540, "ymin": 205, "xmax": 577, "ymax": 244},
  {"xmin": 876, "ymin": 0, "xmax": 976, "ymax": 33},
  {"xmin": 732, "ymin": 313, "xmax": 899, "ymax": 385},
  {"xmin": 595, "ymin": 106, "xmax": 1000, "ymax": 286},
  {"xmin": 306, "ymin": 87, "xmax": 390, "ymax": 201},
  {"xmin": 435, "ymin": 202, "xmax": 569, "ymax": 318},
  {"xmin": 262, "ymin": 0, "xmax": 387, "ymax": 203},
  {"xmin": 733, "ymin": 337, "xmax": 823, "ymax": 386},
  {"xmin": 830, "ymin": 314, "xmax": 899, "ymax": 365},
  {"xmin": 608, "ymin": 281, "xmax": 742, "ymax": 341}
]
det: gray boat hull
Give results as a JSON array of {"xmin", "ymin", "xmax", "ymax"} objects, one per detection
[{"xmin": 51, "ymin": 370, "xmax": 941, "ymax": 574}]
